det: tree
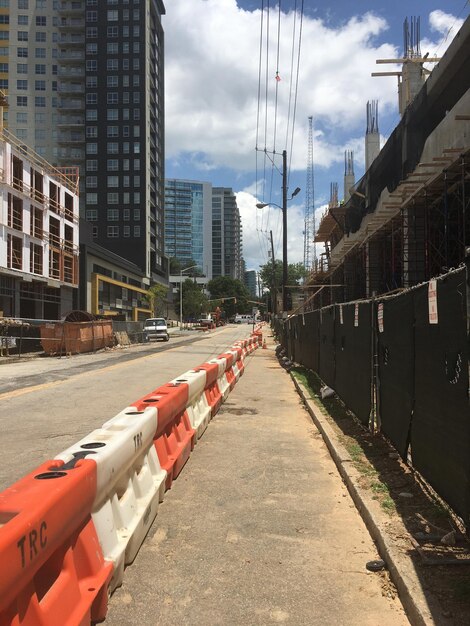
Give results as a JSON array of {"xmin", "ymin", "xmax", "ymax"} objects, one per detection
[
  {"xmin": 179, "ymin": 279, "xmax": 209, "ymax": 319},
  {"xmin": 259, "ymin": 260, "xmax": 307, "ymax": 291},
  {"xmin": 259, "ymin": 261, "xmax": 308, "ymax": 312},
  {"xmin": 144, "ymin": 283, "xmax": 168, "ymax": 316},
  {"xmin": 207, "ymin": 276, "xmax": 251, "ymax": 318}
]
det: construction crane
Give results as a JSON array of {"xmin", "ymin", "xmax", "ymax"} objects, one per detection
[{"xmin": 304, "ymin": 116, "xmax": 316, "ymax": 271}]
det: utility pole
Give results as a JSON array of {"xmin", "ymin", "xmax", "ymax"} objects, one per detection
[
  {"xmin": 270, "ymin": 229, "xmax": 277, "ymax": 315},
  {"xmin": 282, "ymin": 149, "xmax": 288, "ymax": 312}
]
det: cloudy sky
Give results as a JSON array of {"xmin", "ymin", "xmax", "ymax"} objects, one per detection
[{"xmin": 163, "ymin": 0, "xmax": 468, "ymax": 273}]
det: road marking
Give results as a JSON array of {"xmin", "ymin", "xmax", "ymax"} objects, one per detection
[
  {"xmin": 0, "ymin": 329, "xmax": 244, "ymax": 401},
  {"xmin": 0, "ymin": 347, "xmax": 180, "ymax": 401}
]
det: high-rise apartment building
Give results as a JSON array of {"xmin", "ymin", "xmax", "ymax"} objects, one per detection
[
  {"xmin": 2, "ymin": 0, "xmax": 167, "ymax": 287},
  {"xmin": 164, "ymin": 179, "xmax": 212, "ymax": 279},
  {"xmin": 211, "ymin": 187, "xmax": 243, "ymax": 280}
]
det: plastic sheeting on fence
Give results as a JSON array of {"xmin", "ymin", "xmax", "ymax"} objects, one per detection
[
  {"xmin": 334, "ymin": 302, "xmax": 372, "ymax": 426},
  {"xmin": 410, "ymin": 269, "xmax": 470, "ymax": 521},
  {"xmin": 276, "ymin": 265, "xmax": 470, "ymax": 523},
  {"xmin": 376, "ymin": 292, "xmax": 414, "ymax": 457}
]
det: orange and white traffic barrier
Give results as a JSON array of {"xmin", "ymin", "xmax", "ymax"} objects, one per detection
[
  {"xmin": 171, "ymin": 368, "xmax": 211, "ymax": 440},
  {"xmin": 54, "ymin": 406, "xmax": 166, "ymax": 592},
  {"xmin": 132, "ymin": 383, "xmax": 195, "ymax": 490},
  {"xmin": 208, "ymin": 356, "xmax": 230, "ymax": 401},
  {"xmin": 196, "ymin": 362, "xmax": 222, "ymax": 417},
  {"xmin": 0, "ymin": 459, "xmax": 112, "ymax": 625}
]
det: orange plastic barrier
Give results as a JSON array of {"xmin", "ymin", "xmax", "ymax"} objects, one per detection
[
  {"xmin": 132, "ymin": 384, "xmax": 195, "ymax": 490},
  {"xmin": 0, "ymin": 459, "xmax": 112, "ymax": 626},
  {"xmin": 193, "ymin": 363, "xmax": 222, "ymax": 417},
  {"xmin": 218, "ymin": 353, "xmax": 237, "ymax": 390}
]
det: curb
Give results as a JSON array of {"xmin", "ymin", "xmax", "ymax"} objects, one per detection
[{"xmin": 291, "ymin": 373, "xmax": 442, "ymax": 626}]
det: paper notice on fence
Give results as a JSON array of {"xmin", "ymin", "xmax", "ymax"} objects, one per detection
[
  {"xmin": 428, "ymin": 279, "xmax": 438, "ymax": 324},
  {"xmin": 339, "ymin": 305, "xmax": 343, "ymax": 325},
  {"xmin": 377, "ymin": 303, "xmax": 384, "ymax": 333},
  {"xmin": 354, "ymin": 303, "xmax": 359, "ymax": 327}
]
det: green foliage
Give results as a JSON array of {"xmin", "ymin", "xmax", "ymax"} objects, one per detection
[
  {"xmin": 144, "ymin": 283, "xmax": 168, "ymax": 316},
  {"xmin": 179, "ymin": 278, "xmax": 209, "ymax": 319},
  {"xmin": 207, "ymin": 276, "xmax": 251, "ymax": 317},
  {"xmin": 259, "ymin": 260, "xmax": 307, "ymax": 290}
]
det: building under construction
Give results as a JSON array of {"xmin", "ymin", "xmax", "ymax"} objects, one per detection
[{"xmin": 307, "ymin": 16, "xmax": 470, "ymax": 308}]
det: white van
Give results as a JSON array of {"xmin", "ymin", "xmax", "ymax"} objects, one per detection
[
  {"xmin": 144, "ymin": 318, "xmax": 169, "ymax": 341},
  {"xmin": 234, "ymin": 314, "xmax": 254, "ymax": 324}
]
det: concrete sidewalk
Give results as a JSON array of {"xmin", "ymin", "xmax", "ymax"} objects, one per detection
[{"xmin": 106, "ymin": 332, "xmax": 409, "ymax": 625}]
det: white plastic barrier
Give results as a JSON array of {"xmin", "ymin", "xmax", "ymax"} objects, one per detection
[
  {"xmin": 55, "ymin": 406, "xmax": 166, "ymax": 592},
  {"xmin": 171, "ymin": 369, "xmax": 211, "ymax": 439},
  {"xmin": 226, "ymin": 349, "xmax": 242, "ymax": 383},
  {"xmin": 208, "ymin": 356, "xmax": 230, "ymax": 400}
]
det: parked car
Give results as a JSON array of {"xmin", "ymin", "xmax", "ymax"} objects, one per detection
[{"xmin": 144, "ymin": 318, "xmax": 169, "ymax": 342}]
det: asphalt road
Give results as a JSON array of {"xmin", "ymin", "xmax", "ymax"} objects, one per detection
[{"xmin": 0, "ymin": 325, "xmax": 252, "ymax": 491}]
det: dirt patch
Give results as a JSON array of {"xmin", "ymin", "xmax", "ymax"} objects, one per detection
[
  {"xmin": 292, "ymin": 366, "xmax": 470, "ymax": 625},
  {"xmin": 219, "ymin": 404, "xmax": 259, "ymax": 416}
]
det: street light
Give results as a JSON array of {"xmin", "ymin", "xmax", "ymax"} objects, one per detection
[
  {"xmin": 256, "ymin": 151, "xmax": 301, "ymax": 312},
  {"xmin": 179, "ymin": 264, "xmax": 199, "ymax": 330}
]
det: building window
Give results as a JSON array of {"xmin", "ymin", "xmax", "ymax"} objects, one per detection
[
  {"xmin": 17, "ymin": 79, "xmax": 27, "ymax": 89},
  {"xmin": 36, "ymin": 15, "xmax": 46, "ymax": 26},
  {"xmin": 17, "ymin": 31, "xmax": 28, "ymax": 41},
  {"xmin": 17, "ymin": 47, "xmax": 28, "ymax": 58},
  {"xmin": 86, "ymin": 176, "xmax": 97, "ymax": 187},
  {"xmin": 107, "ymin": 109, "xmax": 118, "ymax": 121},
  {"xmin": 123, "ymin": 209, "xmax": 130, "ymax": 220},
  {"xmin": 107, "ymin": 59, "xmax": 118, "ymax": 71},
  {"xmin": 107, "ymin": 10, "xmax": 118, "ymax": 20},
  {"xmin": 107, "ymin": 26, "xmax": 118, "ymax": 37},
  {"xmin": 86, "ymin": 76, "xmax": 97, "ymax": 88},
  {"xmin": 86, "ymin": 43, "xmax": 97, "ymax": 55},
  {"xmin": 107, "ymin": 75, "xmax": 118, "ymax": 87},
  {"xmin": 35, "ymin": 48, "xmax": 46, "ymax": 58},
  {"xmin": 17, "ymin": 63, "xmax": 27, "ymax": 73},
  {"xmin": 107, "ymin": 225, "xmax": 119, "ymax": 237},
  {"xmin": 86, "ymin": 27, "xmax": 97, "ymax": 38},
  {"xmin": 35, "ymin": 96, "xmax": 46, "ymax": 107},
  {"xmin": 86, "ymin": 10, "xmax": 97, "ymax": 21},
  {"xmin": 35, "ymin": 32, "xmax": 46, "ymax": 42},
  {"xmin": 16, "ymin": 112, "xmax": 27, "ymax": 123},
  {"xmin": 133, "ymin": 209, "xmax": 140, "ymax": 221},
  {"xmin": 17, "ymin": 96, "xmax": 27, "ymax": 106},
  {"xmin": 86, "ymin": 209, "xmax": 98, "ymax": 221},
  {"xmin": 107, "ymin": 159, "xmax": 118, "ymax": 171},
  {"xmin": 35, "ymin": 63, "xmax": 45, "ymax": 74},
  {"xmin": 107, "ymin": 208, "xmax": 119, "ymax": 221},
  {"xmin": 92, "ymin": 226, "xmax": 98, "ymax": 238},
  {"xmin": 86, "ymin": 109, "xmax": 98, "ymax": 121},
  {"xmin": 123, "ymin": 225, "xmax": 130, "ymax": 237},
  {"xmin": 107, "ymin": 42, "xmax": 118, "ymax": 54},
  {"xmin": 86, "ymin": 93, "xmax": 97, "ymax": 104},
  {"xmin": 86, "ymin": 126, "xmax": 97, "ymax": 138},
  {"xmin": 107, "ymin": 175, "xmax": 119, "ymax": 187},
  {"xmin": 35, "ymin": 80, "xmax": 46, "ymax": 90},
  {"xmin": 86, "ymin": 60, "xmax": 97, "ymax": 72},
  {"xmin": 107, "ymin": 192, "xmax": 118, "ymax": 204},
  {"xmin": 86, "ymin": 143, "xmax": 97, "ymax": 154},
  {"xmin": 86, "ymin": 193, "xmax": 98, "ymax": 204},
  {"xmin": 107, "ymin": 142, "xmax": 118, "ymax": 154},
  {"xmin": 134, "ymin": 226, "xmax": 140, "ymax": 237},
  {"xmin": 107, "ymin": 93, "xmax": 118, "ymax": 104},
  {"xmin": 86, "ymin": 159, "xmax": 98, "ymax": 171}
]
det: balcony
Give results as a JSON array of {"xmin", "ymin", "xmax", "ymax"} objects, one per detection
[
  {"xmin": 57, "ymin": 98, "xmax": 84, "ymax": 111},
  {"xmin": 56, "ymin": 33, "xmax": 85, "ymax": 46},
  {"xmin": 57, "ymin": 50, "xmax": 85, "ymax": 63},
  {"xmin": 57, "ymin": 115, "xmax": 84, "ymax": 127},
  {"xmin": 57, "ymin": 82, "xmax": 85, "ymax": 94},
  {"xmin": 58, "ymin": 1, "xmax": 85, "ymax": 15},
  {"xmin": 58, "ymin": 18, "xmax": 85, "ymax": 31}
]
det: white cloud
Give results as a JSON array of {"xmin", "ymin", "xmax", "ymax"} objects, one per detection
[{"xmin": 165, "ymin": 1, "xmax": 399, "ymax": 173}]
